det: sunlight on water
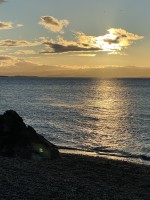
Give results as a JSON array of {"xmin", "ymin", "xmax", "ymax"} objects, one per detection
[
  {"xmin": 70, "ymin": 79, "xmax": 149, "ymax": 164},
  {"xmin": 81, "ymin": 80, "xmax": 135, "ymax": 150}
]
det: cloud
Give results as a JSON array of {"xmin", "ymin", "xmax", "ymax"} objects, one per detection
[
  {"xmin": 41, "ymin": 36, "xmax": 100, "ymax": 54},
  {"xmin": 15, "ymin": 50, "xmax": 36, "ymax": 55},
  {"xmin": 0, "ymin": 39, "xmax": 41, "ymax": 47},
  {"xmin": 0, "ymin": 0, "xmax": 5, "ymax": 4},
  {"xmin": 93, "ymin": 28, "xmax": 144, "ymax": 53},
  {"xmin": 16, "ymin": 24, "xmax": 24, "ymax": 28},
  {"xmin": 70, "ymin": 54, "xmax": 96, "ymax": 57},
  {"xmin": 41, "ymin": 43, "xmax": 100, "ymax": 54},
  {"xmin": 0, "ymin": 60, "xmax": 60, "ymax": 76},
  {"xmin": 39, "ymin": 16, "xmax": 69, "ymax": 33},
  {"xmin": 0, "ymin": 49, "xmax": 6, "ymax": 53},
  {"xmin": 0, "ymin": 21, "xmax": 13, "ymax": 29},
  {"xmin": 0, "ymin": 56, "xmax": 20, "ymax": 67},
  {"xmin": 41, "ymin": 28, "xmax": 143, "ymax": 55},
  {"xmin": 0, "ymin": 59, "xmax": 150, "ymax": 78},
  {"xmin": 2, "ymin": 63, "xmax": 150, "ymax": 78}
]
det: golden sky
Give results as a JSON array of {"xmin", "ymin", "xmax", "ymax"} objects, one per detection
[{"xmin": 0, "ymin": 0, "xmax": 150, "ymax": 77}]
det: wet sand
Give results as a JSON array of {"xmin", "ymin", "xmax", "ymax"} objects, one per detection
[{"xmin": 0, "ymin": 153, "xmax": 150, "ymax": 200}]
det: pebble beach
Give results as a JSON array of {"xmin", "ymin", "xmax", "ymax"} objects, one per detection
[{"xmin": 0, "ymin": 153, "xmax": 150, "ymax": 200}]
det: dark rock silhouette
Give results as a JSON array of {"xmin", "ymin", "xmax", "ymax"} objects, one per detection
[{"xmin": 0, "ymin": 110, "xmax": 59, "ymax": 160}]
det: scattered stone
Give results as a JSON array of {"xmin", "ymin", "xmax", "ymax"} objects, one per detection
[{"xmin": 0, "ymin": 110, "xmax": 59, "ymax": 160}]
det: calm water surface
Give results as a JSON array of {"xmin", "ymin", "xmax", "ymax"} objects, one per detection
[{"xmin": 0, "ymin": 77, "xmax": 150, "ymax": 164}]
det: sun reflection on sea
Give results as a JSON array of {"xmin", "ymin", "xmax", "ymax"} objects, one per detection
[{"xmin": 81, "ymin": 79, "xmax": 141, "ymax": 156}]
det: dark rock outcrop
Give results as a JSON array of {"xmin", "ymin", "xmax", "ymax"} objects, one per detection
[{"xmin": 0, "ymin": 110, "xmax": 59, "ymax": 160}]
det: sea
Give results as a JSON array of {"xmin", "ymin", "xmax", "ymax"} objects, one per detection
[{"xmin": 0, "ymin": 77, "xmax": 150, "ymax": 165}]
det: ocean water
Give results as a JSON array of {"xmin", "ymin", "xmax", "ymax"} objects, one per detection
[{"xmin": 0, "ymin": 77, "xmax": 150, "ymax": 165}]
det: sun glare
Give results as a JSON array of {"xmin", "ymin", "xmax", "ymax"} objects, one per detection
[{"xmin": 93, "ymin": 33, "xmax": 121, "ymax": 53}]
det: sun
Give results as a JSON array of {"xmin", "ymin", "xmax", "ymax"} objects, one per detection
[{"xmin": 93, "ymin": 33, "xmax": 122, "ymax": 53}]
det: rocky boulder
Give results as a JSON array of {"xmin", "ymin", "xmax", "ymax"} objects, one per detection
[{"xmin": 0, "ymin": 110, "xmax": 60, "ymax": 160}]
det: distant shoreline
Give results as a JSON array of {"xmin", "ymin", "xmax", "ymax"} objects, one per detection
[{"xmin": 1, "ymin": 76, "xmax": 150, "ymax": 79}]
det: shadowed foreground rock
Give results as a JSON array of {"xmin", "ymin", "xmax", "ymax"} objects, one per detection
[{"xmin": 0, "ymin": 110, "xmax": 59, "ymax": 160}]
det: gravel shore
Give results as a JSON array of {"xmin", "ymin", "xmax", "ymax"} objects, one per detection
[{"xmin": 0, "ymin": 153, "xmax": 150, "ymax": 200}]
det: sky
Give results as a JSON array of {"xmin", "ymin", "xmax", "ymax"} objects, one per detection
[{"xmin": 0, "ymin": 0, "xmax": 150, "ymax": 77}]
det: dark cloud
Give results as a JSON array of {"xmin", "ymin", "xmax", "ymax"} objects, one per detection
[
  {"xmin": 104, "ymin": 34, "xmax": 128, "ymax": 44},
  {"xmin": 104, "ymin": 36, "xmax": 120, "ymax": 44},
  {"xmin": 41, "ymin": 42, "xmax": 100, "ymax": 53}
]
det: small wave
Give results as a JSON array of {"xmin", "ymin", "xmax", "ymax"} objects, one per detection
[
  {"xmin": 58, "ymin": 145, "xmax": 150, "ymax": 162},
  {"xmin": 83, "ymin": 116, "xmax": 99, "ymax": 121},
  {"xmin": 77, "ymin": 113, "xmax": 100, "ymax": 122},
  {"xmin": 58, "ymin": 146, "xmax": 86, "ymax": 151},
  {"xmin": 49, "ymin": 103, "xmax": 85, "ymax": 109},
  {"xmin": 92, "ymin": 147, "xmax": 150, "ymax": 161}
]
